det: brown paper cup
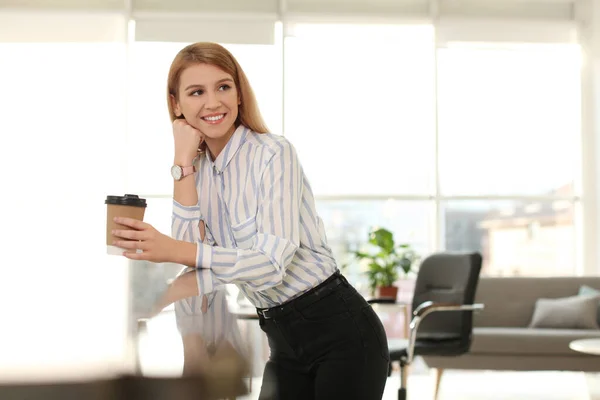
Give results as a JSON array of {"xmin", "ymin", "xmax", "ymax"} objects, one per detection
[{"xmin": 105, "ymin": 194, "xmax": 147, "ymax": 255}]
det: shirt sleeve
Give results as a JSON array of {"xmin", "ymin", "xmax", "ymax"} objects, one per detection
[
  {"xmin": 195, "ymin": 140, "xmax": 303, "ymax": 293},
  {"xmin": 172, "ymin": 200, "xmax": 218, "ymax": 296},
  {"xmin": 172, "ymin": 200, "xmax": 202, "ymax": 244}
]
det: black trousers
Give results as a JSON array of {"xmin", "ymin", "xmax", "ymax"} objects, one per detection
[{"xmin": 257, "ymin": 273, "xmax": 390, "ymax": 400}]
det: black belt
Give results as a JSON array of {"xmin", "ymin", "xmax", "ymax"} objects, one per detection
[{"xmin": 256, "ymin": 270, "xmax": 347, "ymax": 320}]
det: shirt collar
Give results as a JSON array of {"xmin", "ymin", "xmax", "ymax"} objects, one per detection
[{"xmin": 207, "ymin": 125, "xmax": 249, "ymax": 173}]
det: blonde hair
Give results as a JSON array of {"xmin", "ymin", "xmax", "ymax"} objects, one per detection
[{"xmin": 167, "ymin": 42, "xmax": 269, "ymax": 150}]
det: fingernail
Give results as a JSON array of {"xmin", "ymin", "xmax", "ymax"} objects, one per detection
[{"xmin": 113, "ymin": 217, "xmax": 118, "ymax": 222}]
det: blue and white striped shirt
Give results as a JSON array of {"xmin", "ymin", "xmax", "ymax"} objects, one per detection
[{"xmin": 171, "ymin": 125, "xmax": 338, "ymax": 309}]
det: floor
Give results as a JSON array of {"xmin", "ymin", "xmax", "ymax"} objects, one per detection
[
  {"xmin": 137, "ymin": 312, "xmax": 600, "ymax": 400},
  {"xmin": 238, "ymin": 371, "xmax": 595, "ymax": 400}
]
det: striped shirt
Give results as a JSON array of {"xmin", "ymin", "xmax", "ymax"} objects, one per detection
[{"xmin": 171, "ymin": 125, "xmax": 338, "ymax": 309}]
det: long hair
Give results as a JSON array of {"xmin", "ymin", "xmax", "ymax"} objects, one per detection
[{"xmin": 167, "ymin": 42, "xmax": 269, "ymax": 151}]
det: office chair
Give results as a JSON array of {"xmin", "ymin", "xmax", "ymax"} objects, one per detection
[{"xmin": 368, "ymin": 252, "xmax": 484, "ymax": 400}]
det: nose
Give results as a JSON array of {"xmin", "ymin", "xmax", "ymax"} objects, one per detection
[{"xmin": 205, "ymin": 91, "xmax": 221, "ymax": 110}]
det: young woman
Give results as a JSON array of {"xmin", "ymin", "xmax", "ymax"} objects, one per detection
[{"xmin": 112, "ymin": 42, "xmax": 390, "ymax": 400}]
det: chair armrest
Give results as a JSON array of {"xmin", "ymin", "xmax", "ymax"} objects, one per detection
[
  {"xmin": 413, "ymin": 301, "xmax": 485, "ymax": 318},
  {"xmin": 404, "ymin": 301, "xmax": 484, "ymax": 364}
]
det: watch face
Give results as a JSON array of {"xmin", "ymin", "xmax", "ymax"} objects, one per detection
[{"xmin": 171, "ymin": 165, "xmax": 182, "ymax": 180}]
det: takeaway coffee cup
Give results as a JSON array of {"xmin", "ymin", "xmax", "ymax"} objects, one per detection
[{"xmin": 105, "ymin": 194, "xmax": 147, "ymax": 255}]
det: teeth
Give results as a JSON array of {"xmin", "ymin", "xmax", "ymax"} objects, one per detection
[{"xmin": 203, "ymin": 114, "xmax": 224, "ymax": 121}]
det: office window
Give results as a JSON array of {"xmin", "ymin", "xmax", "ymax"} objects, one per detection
[
  {"xmin": 0, "ymin": 40, "xmax": 129, "ymax": 375},
  {"xmin": 438, "ymin": 43, "xmax": 581, "ymax": 275},
  {"xmin": 443, "ymin": 200, "xmax": 575, "ymax": 276},
  {"xmin": 284, "ymin": 24, "xmax": 436, "ymax": 196},
  {"xmin": 437, "ymin": 43, "xmax": 581, "ymax": 196}
]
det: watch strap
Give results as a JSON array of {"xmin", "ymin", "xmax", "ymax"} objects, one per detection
[{"xmin": 181, "ymin": 165, "xmax": 195, "ymax": 178}]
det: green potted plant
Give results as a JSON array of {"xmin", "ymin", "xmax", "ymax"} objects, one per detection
[{"xmin": 350, "ymin": 227, "xmax": 419, "ymax": 299}]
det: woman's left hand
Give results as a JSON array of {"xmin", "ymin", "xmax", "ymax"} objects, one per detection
[{"xmin": 112, "ymin": 217, "xmax": 176, "ymax": 263}]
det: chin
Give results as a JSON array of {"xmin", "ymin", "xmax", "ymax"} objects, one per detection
[
  {"xmin": 206, "ymin": 120, "xmax": 236, "ymax": 134},
  {"xmin": 205, "ymin": 126, "xmax": 230, "ymax": 137}
]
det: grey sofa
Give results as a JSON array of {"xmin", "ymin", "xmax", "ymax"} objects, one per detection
[{"xmin": 422, "ymin": 277, "xmax": 600, "ymax": 373}]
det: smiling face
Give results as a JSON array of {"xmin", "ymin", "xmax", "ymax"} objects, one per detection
[{"xmin": 172, "ymin": 63, "xmax": 240, "ymax": 158}]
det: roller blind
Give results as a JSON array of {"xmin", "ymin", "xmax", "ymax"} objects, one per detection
[
  {"xmin": 0, "ymin": 0, "xmax": 278, "ymax": 12},
  {"xmin": 1, "ymin": 0, "xmax": 576, "ymax": 20},
  {"xmin": 134, "ymin": 16, "xmax": 276, "ymax": 44},
  {"xmin": 132, "ymin": 0, "xmax": 278, "ymax": 13},
  {"xmin": 285, "ymin": 0, "xmax": 429, "ymax": 18},
  {"xmin": 436, "ymin": 0, "xmax": 576, "ymax": 44},
  {"xmin": 437, "ymin": 19, "xmax": 577, "ymax": 45},
  {"xmin": 439, "ymin": 0, "xmax": 574, "ymax": 20},
  {"xmin": 0, "ymin": 11, "xmax": 126, "ymax": 42},
  {"xmin": 0, "ymin": 0, "xmax": 123, "ymax": 10},
  {"xmin": 132, "ymin": 0, "xmax": 278, "ymax": 44}
]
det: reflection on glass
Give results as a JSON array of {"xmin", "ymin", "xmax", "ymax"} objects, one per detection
[
  {"xmin": 173, "ymin": 275, "xmax": 250, "ymax": 398},
  {"xmin": 444, "ymin": 199, "xmax": 576, "ymax": 276},
  {"xmin": 131, "ymin": 263, "xmax": 251, "ymax": 397},
  {"xmin": 438, "ymin": 43, "xmax": 581, "ymax": 196}
]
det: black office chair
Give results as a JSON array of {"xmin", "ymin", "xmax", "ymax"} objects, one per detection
[{"xmin": 368, "ymin": 252, "xmax": 484, "ymax": 400}]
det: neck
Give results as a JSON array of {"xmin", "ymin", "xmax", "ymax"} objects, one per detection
[{"xmin": 205, "ymin": 124, "xmax": 237, "ymax": 160}]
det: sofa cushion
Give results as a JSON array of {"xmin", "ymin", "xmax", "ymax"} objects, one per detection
[
  {"xmin": 470, "ymin": 327, "xmax": 600, "ymax": 356},
  {"xmin": 473, "ymin": 277, "xmax": 600, "ymax": 328},
  {"xmin": 579, "ymin": 285, "xmax": 600, "ymax": 325},
  {"xmin": 528, "ymin": 294, "xmax": 600, "ymax": 330}
]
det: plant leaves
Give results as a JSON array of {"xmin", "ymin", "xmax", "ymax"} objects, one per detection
[
  {"xmin": 349, "ymin": 226, "xmax": 420, "ymax": 290},
  {"xmin": 369, "ymin": 227, "xmax": 395, "ymax": 253},
  {"xmin": 354, "ymin": 251, "xmax": 371, "ymax": 260}
]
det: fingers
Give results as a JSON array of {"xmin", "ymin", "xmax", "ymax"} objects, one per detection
[
  {"xmin": 114, "ymin": 217, "xmax": 148, "ymax": 230},
  {"xmin": 114, "ymin": 238, "xmax": 146, "ymax": 250},
  {"xmin": 122, "ymin": 251, "xmax": 147, "ymax": 261},
  {"xmin": 173, "ymin": 118, "xmax": 189, "ymax": 128},
  {"xmin": 112, "ymin": 228, "xmax": 148, "ymax": 241},
  {"xmin": 199, "ymin": 220, "xmax": 206, "ymax": 242},
  {"xmin": 174, "ymin": 119, "xmax": 203, "ymax": 141},
  {"xmin": 201, "ymin": 295, "xmax": 208, "ymax": 314}
]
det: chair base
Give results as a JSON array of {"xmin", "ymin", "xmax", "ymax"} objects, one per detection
[{"xmin": 398, "ymin": 387, "xmax": 407, "ymax": 400}]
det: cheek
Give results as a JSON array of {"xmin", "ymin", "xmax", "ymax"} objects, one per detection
[
  {"xmin": 225, "ymin": 91, "xmax": 239, "ymax": 112},
  {"xmin": 180, "ymin": 97, "xmax": 202, "ymax": 111},
  {"xmin": 227, "ymin": 98, "xmax": 239, "ymax": 115}
]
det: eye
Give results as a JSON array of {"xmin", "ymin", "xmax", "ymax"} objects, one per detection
[
  {"xmin": 190, "ymin": 89, "xmax": 204, "ymax": 96},
  {"xmin": 219, "ymin": 84, "xmax": 231, "ymax": 91}
]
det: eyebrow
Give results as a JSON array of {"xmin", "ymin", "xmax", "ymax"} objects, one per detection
[{"xmin": 185, "ymin": 78, "xmax": 234, "ymax": 91}]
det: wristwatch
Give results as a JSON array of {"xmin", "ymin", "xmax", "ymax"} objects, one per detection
[{"xmin": 171, "ymin": 164, "xmax": 196, "ymax": 181}]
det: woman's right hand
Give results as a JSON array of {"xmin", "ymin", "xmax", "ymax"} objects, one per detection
[{"xmin": 173, "ymin": 119, "xmax": 204, "ymax": 165}]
